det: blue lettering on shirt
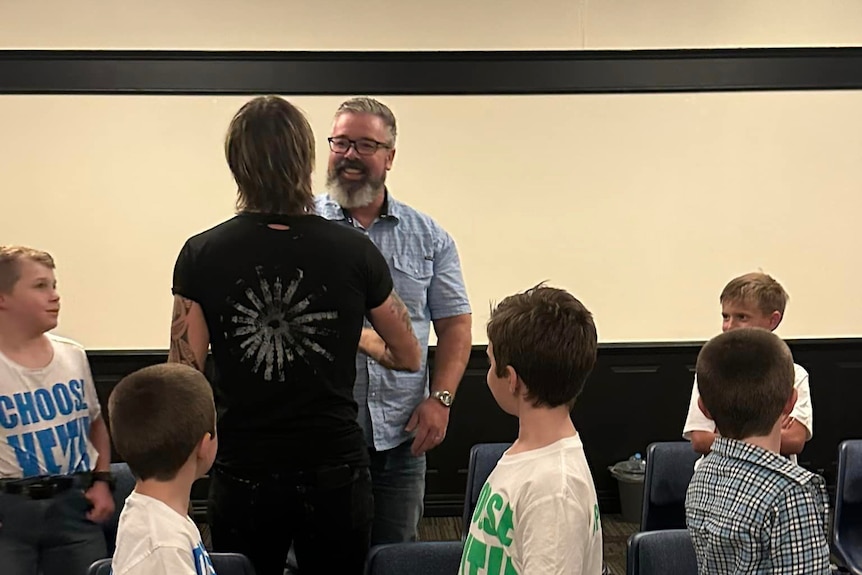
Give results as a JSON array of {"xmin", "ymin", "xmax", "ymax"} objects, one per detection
[
  {"xmin": 193, "ymin": 541, "xmax": 217, "ymax": 575},
  {"xmin": 2, "ymin": 380, "xmax": 93, "ymax": 476}
]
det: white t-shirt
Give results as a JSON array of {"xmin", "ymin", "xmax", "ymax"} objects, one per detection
[
  {"xmin": 682, "ymin": 362, "xmax": 813, "ymax": 464},
  {"xmin": 112, "ymin": 491, "xmax": 216, "ymax": 575},
  {"xmin": 459, "ymin": 435, "xmax": 603, "ymax": 575},
  {"xmin": 0, "ymin": 334, "xmax": 102, "ymax": 479}
]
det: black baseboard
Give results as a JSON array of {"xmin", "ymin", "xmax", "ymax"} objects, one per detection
[
  {"xmin": 3, "ymin": 48, "xmax": 862, "ymax": 95},
  {"xmin": 89, "ymin": 338, "xmax": 862, "ymax": 516}
]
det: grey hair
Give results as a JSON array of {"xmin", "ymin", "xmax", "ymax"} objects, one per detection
[{"xmin": 335, "ymin": 97, "xmax": 397, "ymax": 145}]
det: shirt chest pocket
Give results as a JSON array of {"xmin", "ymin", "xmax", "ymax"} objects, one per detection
[{"xmin": 391, "ymin": 254, "xmax": 433, "ymax": 317}]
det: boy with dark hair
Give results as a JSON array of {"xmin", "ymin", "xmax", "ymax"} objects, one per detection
[
  {"xmin": 685, "ymin": 328, "xmax": 830, "ymax": 574},
  {"xmin": 460, "ymin": 284, "xmax": 603, "ymax": 575},
  {"xmin": 109, "ymin": 363, "xmax": 218, "ymax": 575}
]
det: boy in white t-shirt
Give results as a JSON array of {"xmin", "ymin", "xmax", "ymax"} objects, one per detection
[
  {"xmin": 460, "ymin": 284, "xmax": 603, "ymax": 575},
  {"xmin": 108, "ymin": 363, "xmax": 218, "ymax": 575},
  {"xmin": 0, "ymin": 245, "xmax": 115, "ymax": 575},
  {"xmin": 682, "ymin": 272, "xmax": 813, "ymax": 464}
]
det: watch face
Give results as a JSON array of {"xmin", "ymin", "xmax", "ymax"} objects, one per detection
[{"xmin": 436, "ymin": 391, "xmax": 452, "ymax": 406}]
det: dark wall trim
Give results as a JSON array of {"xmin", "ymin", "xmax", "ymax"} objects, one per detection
[
  {"xmin": 3, "ymin": 48, "xmax": 862, "ymax": 95},
  {"xmin": 88, "ymin": 338, "xmax": 862, "ymax": 517},
  {"xmin": 84, "ymin": 337, "xmax": 862, "ymax": 357}
]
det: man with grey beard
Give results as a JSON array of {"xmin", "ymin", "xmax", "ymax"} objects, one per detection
[{"xmin": 315, "ymin": 97, "xmax": 472, "ymax": 545}]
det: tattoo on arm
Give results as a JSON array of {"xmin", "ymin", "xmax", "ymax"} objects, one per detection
[
  {"xmin": 389, "ymin": 291, "xmax": 416, "ymax": 337},
  {"xmin": 370, "ymin": 291, "xmax": 420, "ymax": 371},
  {"xmin": 169, "ymin": 296, "xmax": 203, "ymax": 371}
]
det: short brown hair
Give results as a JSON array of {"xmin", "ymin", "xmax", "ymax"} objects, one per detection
[
  {"xmin": 487, "ymin": 284, "xmax": 597, "ymax": 408},
  {"xmin": 0, "ymin": 246, "xmax": 55, "ymax": 293},
  {"xmin": 335, "ymin": 97, "xmax": 397, "ymax": 145},
  {"xmin": 109, "ymin": 363, "xmax": 215, "ymax": 481},
  {"xmin": 720, "ymin": 272, "xmax": 788, "ymax": 317},
  {"xmin": 696, "ymin": 328, "xmax": 794, "ymax": 439},
  {"xmin": 226, "ymin": 95, "xmax": 316, "ymax": 216}
]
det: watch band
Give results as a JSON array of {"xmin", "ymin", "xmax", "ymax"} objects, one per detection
[{"xmin": 90, "ymin": 471, "xmax": 116, "ymax": 492}]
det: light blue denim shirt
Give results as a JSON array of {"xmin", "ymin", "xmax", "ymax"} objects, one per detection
[{"xmin": 315, "ymin": 192, "xmax": 471, "ymax": 451}]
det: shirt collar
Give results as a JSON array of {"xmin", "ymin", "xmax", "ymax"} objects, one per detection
[{"xmin": 710, "ymin": 436, "xmax": 815, "ymax": 486}]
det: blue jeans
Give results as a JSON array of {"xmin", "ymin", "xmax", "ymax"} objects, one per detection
[
  {"xmin": 369, "ymin": 440, "xmax": 426, "ymax": 545},
  {"xmin": 0, "ymin": 489, "xmax": 107, "ymax": 575}
]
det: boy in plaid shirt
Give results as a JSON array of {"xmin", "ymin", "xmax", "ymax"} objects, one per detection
[{"xmin": 685, "ymin": 327, "xmax": 830, "ymax": 575}]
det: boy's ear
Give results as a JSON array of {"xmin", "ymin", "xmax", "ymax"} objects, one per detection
[
  {"xmin": 782, "ymin": 387, "xmax": 798, "ymax": 416},
  {"xmin": 697, "ymin": 396, "xmax": 713, "ymax": 420},
  {"xmin": 769, "ymin": 310, "xmax": 782, "ymax": 331},
  {"xmin": 506, "ymin": 365, "xmax": 521, "ymax": 397},
  {"xmin": 196, "ymin": 431, "xmax": 216, "ymax": 461}
]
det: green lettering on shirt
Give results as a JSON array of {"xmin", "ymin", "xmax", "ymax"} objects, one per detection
[
  {"xmin": 481, "ymin": 493, "xmax": 504, "ymax": 538},
  {"xmin": 472, "ymin": 482, "xmax": 492, "ymax": 525},
  {"xmin": 462, "ymin": 532, "xmax": 487, "ymax": 575},
  {"xmin": 593, "ymin": 503, "xmax": 601, "ymax": 535},
  {"xmin": 461, "ymin": 532, "xmax": 519, "ymax": 575},
  {"xmin": 496, "ymin": 503, "xmax": 514, "ymax": 546},
  {"xmin": 461, "ymin": 487, "xmax": 520, "ymax": 575}
]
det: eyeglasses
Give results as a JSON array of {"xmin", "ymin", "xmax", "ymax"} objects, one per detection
[{"xmin": 327, "ymin": 137, "xmax": 391, "ymax": 156}]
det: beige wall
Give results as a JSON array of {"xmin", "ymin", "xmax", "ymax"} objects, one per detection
[
  {"xmin": 2, "ymin": 0, "xmax": 862, "ymax": 50},
  {"xmin": 2, "ymin": 92, "xmax": 860, "ymax": 348},
  {"xmin": 1, "ymin": 1, "xmax": 861, "ymax": 349}
]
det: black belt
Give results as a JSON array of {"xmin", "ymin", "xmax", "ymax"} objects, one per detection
[{"xmin": 0, "ymin": 472, "xmax": 93, "ymax": 500}]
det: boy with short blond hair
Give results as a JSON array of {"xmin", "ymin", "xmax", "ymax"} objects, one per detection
[
  {"xmin": 109, "ymin": 362, "xmax": 218, "ymax": 575},
  {"xmin": 460, "ymin": 284, "xmax": 603, "ymax": 575},
  {"xmin": 683, "ymin": 272, "xmax": 812, "ymax": 461},
  {"xmin": 0, "ymin": 245, "xmax": 115, "ymax": 575},
  {"xmin": 685, "ymin": 328, "xmax": 830, "ymax": 574}
]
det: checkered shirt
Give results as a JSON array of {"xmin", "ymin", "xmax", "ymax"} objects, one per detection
[{"xmin": 685, "ymin": 436, "xmax": 831, "ymax": 575}]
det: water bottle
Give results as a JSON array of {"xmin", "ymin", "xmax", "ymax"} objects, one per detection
[{"xmin": 629, "ymin": 452, "xmax": 646, "ymax": 473}]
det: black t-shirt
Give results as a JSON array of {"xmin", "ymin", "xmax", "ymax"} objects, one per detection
[{"xmin": 172, "ymin": 213, "xmax": 393, "ymax": 472}]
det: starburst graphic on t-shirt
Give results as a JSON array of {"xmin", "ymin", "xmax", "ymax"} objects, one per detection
[{"xmin": 225, "ymin": 266, "xmax": 338, "ymax": 382}]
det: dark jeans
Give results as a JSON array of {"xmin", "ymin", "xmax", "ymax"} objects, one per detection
[
  {"xmin": 368, "ymin": 439, "xmax": 426, "ymax": 545},
  {"xmin": 0, "ymin": 489, "xmax": 107, "ymax": 575},
  {"xmin": 208, "ymin": 463, "xmax": 373, "ymax": 575}
]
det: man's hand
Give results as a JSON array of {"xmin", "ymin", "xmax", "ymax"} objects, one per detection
[
  {"xmin": 405, "ymin": 397, "xmax": 450, "ymax": 456},
  {"xmin": 358, "ymin": 328, "xmax": 382, "ymax": 357},
  {"xmin": 84, "ymin": 480, "xmax": 115, "ymax": 523},
  {"xmin": 358, "ymin": 326, "xmax": 421, "ymax": 372}
]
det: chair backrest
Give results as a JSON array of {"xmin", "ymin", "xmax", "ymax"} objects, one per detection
[
  {"xmin": 209, "ymin": 552, "xmax": 257, "ymax": 574},
  {"xmin": 626, "ymin": 529, "xmax": 698, "ymax": 575},
  {"xmin": 365, "ymin": 541, "xmax": 463, "ymax": 575},
  {"xmin": 88, "ymin": 552, "xmax": 256, "ymax": 575},
  {"xmin": 640, "ymin": 441, "xmax": 700, "ymax": 531},
  {"xmin": 462, "ymin": 442, "xmax": 511, "ymax": 537},
  {"xmin": 88, "ymin": 558, "xmax": 112, "ymax": 575},
  {"xmin": 833, "ymin": 439, "xmax": 862, "ymax": 570},
  {"xmin": 103, "ymin": 462, "xmax": 137, "ymax": 554}
]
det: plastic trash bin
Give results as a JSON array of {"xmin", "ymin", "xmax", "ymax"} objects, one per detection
[{"xmin": 609, "ymin": 453, "xmax": 646, "ymax": 524}]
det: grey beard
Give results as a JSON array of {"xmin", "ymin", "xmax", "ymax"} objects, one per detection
[{"xmin": 326, "ymin": 174, "xmax": 384, "ymax": 209}]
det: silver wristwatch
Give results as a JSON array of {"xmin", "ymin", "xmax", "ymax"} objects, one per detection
[{"xmin": 431, "ymin": 390, "xmax": 453, "ymax": 407}]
